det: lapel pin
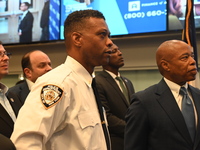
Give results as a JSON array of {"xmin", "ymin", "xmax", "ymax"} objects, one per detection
[{"xmin": 10, "ymin": 98, "xmax": 14, "ymax": 102}]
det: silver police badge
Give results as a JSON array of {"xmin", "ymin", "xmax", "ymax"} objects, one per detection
[{"xmin": 41, "ymin": 84, "xmax": 63, "ymax": 109}]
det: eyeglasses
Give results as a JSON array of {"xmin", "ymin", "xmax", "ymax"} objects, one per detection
[{"xmin": 0, "ymin": 51, "xmax": 12, "ymax": 59}]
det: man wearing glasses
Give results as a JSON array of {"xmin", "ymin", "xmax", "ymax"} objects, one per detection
[{"xmin": 0, "ymin": 41, "xmax": 22, "ymax": 139}]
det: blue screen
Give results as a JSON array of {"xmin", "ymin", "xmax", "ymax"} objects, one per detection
[{"xmin": 60, "ymin": 0, "xmax": 167, "ymax": 39}]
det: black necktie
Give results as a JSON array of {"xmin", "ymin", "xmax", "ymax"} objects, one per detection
[
  {"xmin": 92, "ymin": 78, "xmax": 111, "ymax": 150},
  {"xmin": 179, "ymin": 87, "xmax": 196, "ymax": 141}
]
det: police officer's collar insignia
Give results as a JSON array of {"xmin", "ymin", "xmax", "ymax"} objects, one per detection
[{"xmin": 41, "ymin": 84, "xmax": 63, "ymax": 109}]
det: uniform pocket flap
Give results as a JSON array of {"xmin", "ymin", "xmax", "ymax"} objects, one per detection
[{"xmin": 78, "ymin": 111, "xmax": 100, "ymax": 129}]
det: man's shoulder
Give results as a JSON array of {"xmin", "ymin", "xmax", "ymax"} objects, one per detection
[
  {"xmin": 36, "ymin": 63, "xmax": 72, "ymax": 85},
  {"xmin": 95, "ymin": 71, "xmax": 109, "ymax": 78},
  {"xmin": 7, "ymin": 81, "xmax": 27, "ymax": 93},
  {"xmin": 189, "ymin": 84, "xmax": 200, "ymax": 94},
  {"xmin": 134, "ymin": 83, "xmax": 159, "ymax": 99},
  {"xmin": 121, "ymin": 76, "xmax": 131, "ymax": 82},
  {"xmin": 25, "ymin": 11, "xmax": 33, "ymax": 19}
]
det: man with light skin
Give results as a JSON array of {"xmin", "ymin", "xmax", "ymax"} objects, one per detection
[
  {"xmin": 18, "ymin": 2, "xmax": 34, "ymax": 43},
  {"xmin": 6, "ymin": 50, "xmax": 52, "ymax": 104},
  {"xmin": 0, "ymin": 41, "xmax": 22, "ymax": 140}
]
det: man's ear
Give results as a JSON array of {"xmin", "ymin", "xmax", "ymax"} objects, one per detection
[
  {"xmin": 71, "ymin": 32, "xmax": 82, "ymax": 47},
  {"xmin": 24, "ymin": 68, "xmax": 31, "ymax": 78},
  {"xmin": 161, "ymin": 60, "xmax": 170, "ymax": 71}
]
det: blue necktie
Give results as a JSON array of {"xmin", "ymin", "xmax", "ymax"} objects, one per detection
[{"xmin": 180, "ymin": 87, "xmax": 196, "ymax": 141}]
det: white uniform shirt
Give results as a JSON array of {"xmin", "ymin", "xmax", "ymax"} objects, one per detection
[{"xmin": 11, "ymin": 56, "xmax": 107, "ymax": 150}]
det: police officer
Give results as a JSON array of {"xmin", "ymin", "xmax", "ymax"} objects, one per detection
[{"xmin": 11, "ymin": 10, "xmax": 113, "ymax": 149}]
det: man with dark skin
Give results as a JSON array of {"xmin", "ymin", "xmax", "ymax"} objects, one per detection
[
  {"xmin": 11, "ymin": 10, "xmax": 113, "ymax": 150},
  {"xmin": 95, "ymin": 44, "xmax": 135, "ymax": 150},
  {"xmin": 125, "ymin": 40, "xmax": 200, "ymax": 150}
]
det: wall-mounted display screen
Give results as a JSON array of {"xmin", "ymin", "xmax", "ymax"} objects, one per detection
[
  {"xmin": 0, "ymin": 0, "xmax": 60, "ymax": 45},
  {"xmin": 1, "ymin": 0, "xmax": 199, "ymax": 45},
  {"xmin": 168, "ymin": 0, "xmax": 200, "ymax": 30},
  {"xmin": 60, "ymin": 0, "xmax": 167, "ymax": 39}
]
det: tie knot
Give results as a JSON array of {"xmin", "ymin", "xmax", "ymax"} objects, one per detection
[{"xmin": 179, "ymin": 87, "xmax": 187, "ymax": 96}]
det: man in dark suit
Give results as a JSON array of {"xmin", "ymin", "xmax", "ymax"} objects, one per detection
[
  {"xmin": 125, "ymin": 40, "xmax": 200, "ymax": 150},
  {"xmin": 18, "ymin": 2, "xmax": 33, "ymax": 43},
  {"xmin": 95, "ymin": 44, "xmax": 135, "ymax": 150},
  {"xmin": 0, "ymin": 41, "xmax": 22, "ymax": 138},
  {"xmin": 6, "ymin": 50, "xmax": 52, "ymax": 105}
]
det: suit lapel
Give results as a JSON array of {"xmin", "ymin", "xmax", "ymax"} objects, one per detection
[
  {"xmin": 0, "ymin": 104, "xmax": 14, "ymax": 129},
  {"xmin": 155, "ymin": 79, "xmax": 193, "ymax": 145},
  {"xmin": 189, "ymin": 85, "xmax": 200, "ymax": 149},
  {"xmin": 19, "ymin": 81, "xmax": 30, "ymax": 104},
  {"xmin": 102, "ymin": 71, "xmax": 129, "ymax": 106},
  {"xmin": 7, "ymin": 95, "xmax": 22, "ymax": 117}
]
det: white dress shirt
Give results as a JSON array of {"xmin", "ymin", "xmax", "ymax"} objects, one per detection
[{"xmin": 0, "ymin": 83, "xmax": 16, "ymax": 122}]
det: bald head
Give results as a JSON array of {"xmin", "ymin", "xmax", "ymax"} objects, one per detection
[{"xmin": 156, "ymin": 40, "xmax": 197, "ymax": 85}]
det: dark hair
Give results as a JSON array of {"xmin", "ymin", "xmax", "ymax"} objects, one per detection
[
  {"xmin": 22, "ymin": 2, "xmax": 30, "ymax": 8},
  {"xmin": 64, "ymin": 9, "xmax": 105, "ymax": 39},
  {"xmin": 21, "ymin": 51, "xmax": 33, "ymax": 77},
  {"xmin": 0, "ymin": 41, "xmax": 2, "ymax": 45}
]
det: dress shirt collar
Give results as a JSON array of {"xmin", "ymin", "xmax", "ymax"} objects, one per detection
[
  {"xmin": 164, "ymin": 77, "xmax": 188, "ymax": 99},
  {"xmin": 0, "ymin": 82, "xmax": 8, "ymax": 93},
  {"xmin": 104, "ymin": 70, "xmax": 120, "ymax": 79},
  {"xmin": 26, "ymin": 78, "xmax": 34, "ymax": 91},
  {"xmin": 21, "ymin": 10, "xmax": 28, "ymax": 20}
]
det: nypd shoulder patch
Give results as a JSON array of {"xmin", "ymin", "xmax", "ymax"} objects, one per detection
[{"xmin": 41, "ymin": 84, "xmax": 63, "ymax": 109}]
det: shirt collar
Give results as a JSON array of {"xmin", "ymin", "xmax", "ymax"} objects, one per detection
[
  {"xmin": 23, "ymin": 10, "xmax": 28, "ymax": 16},
  {"xmin": 0, "ymin": 82, "xmax": 8, "ymax": 94},
  {"xmin": 104, "ymin": 70, "xmax": 120, "ymax": 79},
  {"xmin": 164, "ymin": 77, "xmax": 188, "ymax": 96},
  {"xmin": 65, "ymin": 56, "xmax": 93, "ymax": 88},
  {"xmin": 26, "ymin": 78, "xmax": 34, "ymax": 90}
]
